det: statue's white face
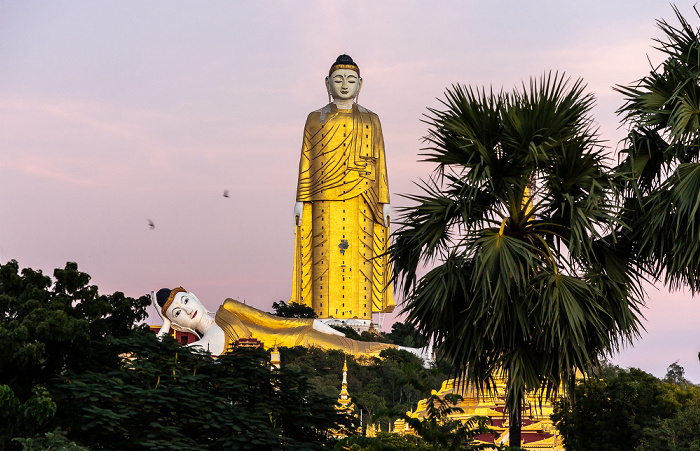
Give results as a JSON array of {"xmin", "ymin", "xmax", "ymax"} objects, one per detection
[
  {"xmin": 166, "ymin": 291, "xmax": 205, "ymax": 331},
  {"xmin": 327, "ymin": 68, "xmax": 361, "ymax": 101}
]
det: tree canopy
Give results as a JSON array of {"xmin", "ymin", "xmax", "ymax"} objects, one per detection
[
  {"xmin": 552, "ymin": 363, "xmax": 700, "ymax": 450},
  {"xmin": 0, "ymin": 260, "xmax": 354, "ymax": 450},
  {"xmin": 271, "ymin": 300, "xmax": 318, "ymax": 318},
  {"xmin": 390, "ymin": 72, "xmax": 644, "ymax": 446},
  {"xmin": 279, "ymin": 345, "xmax": 448, "ymax": 434},
  {"xmin": 615, "ymin": 5, "xmax": 700, "ymax": 292}
]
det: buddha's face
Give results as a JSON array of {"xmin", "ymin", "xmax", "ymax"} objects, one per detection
[
  {"xmin": 326, "ymin": 68, "xmax": 361, "ymax": 101},
  {"xmin": 166, "ymin": 291, "xmax": 205, "ymax": 331}
]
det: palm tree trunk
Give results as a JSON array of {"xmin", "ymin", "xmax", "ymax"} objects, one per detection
[{"xmin": 509, "ymin": 395, "xmax": 522, "ymax": 448}]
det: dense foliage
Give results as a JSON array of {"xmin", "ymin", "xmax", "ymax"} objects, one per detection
[
  {"xmin": 270, "ymin": 300, "xmax": 318, "ymax": 318},
  {"xmin": 0, "ymin": 259, "xmax": 150, "ymax": 449},
  {"xmin": 0, "ymin": 260, "xmax": 150, "ymax": 398},
  {"xmin": 383, "ymin": 321, "xmax": 429, "ymax": 348},
  {"xmin": 552, "ymin": 363, "xmax": 700, "ymax": 450},
  {"xmin": 53, "ymin": 334, "xmax": 352, "ymax": 450},
  {"xmin": 0, "ymin": 260, "xmax": 454, "ymax": 450},
  {"xmin": 329, "ymin": 325, "xmax": 390, "ymax": 343},
  {"xmin": 0, "ymin": 260, "xmax": 354, "ymax": 450},
  {"xmin": 615, "ymin": 5, "xmax": 700, "ymax": 293},
  {"xmin": 280, "ymin": 345, "xmax": 449, "ymax": 433}
]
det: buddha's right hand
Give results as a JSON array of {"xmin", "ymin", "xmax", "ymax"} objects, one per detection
[
  {"xmin": 151, "ymin": 291, "xmax": 171, "ymax": 338},
  {"xmin": 294, "ymin": 201, "xmax": 304, "ymax": 226}
]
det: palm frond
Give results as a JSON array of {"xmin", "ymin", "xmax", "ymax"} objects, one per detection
[{"xmin": 392, "ymin": 72, "xmax": 643, "ymax": 422}]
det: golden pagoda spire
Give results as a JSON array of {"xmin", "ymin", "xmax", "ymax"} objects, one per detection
[
  {"xmin": 338, "ymin": 356, "xmax": 351, "ymax": 405},
  {"xmin": 331, "ymin": 355, "xmax": 360, "ymax": 439},
  {"xmin": 270, "ymin": 346, "xmax": 281, "ymax": 370},
  {"xmin": 336, "ymin": 356, "xmax": 355, "ymax": 413}
]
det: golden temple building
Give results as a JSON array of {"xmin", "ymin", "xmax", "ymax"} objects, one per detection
[{"xmin": 394, "ymin": 377, "xmax": 565, "ymax": 450}]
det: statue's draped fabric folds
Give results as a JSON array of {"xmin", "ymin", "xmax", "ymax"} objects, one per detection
[
  {"xmin": 216, "ymin": 299, "xmax": 394, "ymax": 356},
  {"xmin": 291, "ymin": 57, "xmax": 394, "ymax": 319}
]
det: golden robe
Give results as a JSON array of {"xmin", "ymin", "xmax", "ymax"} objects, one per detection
[
  {"xmin": 215, "ymin": 298, "xmax": 396, "ymax": 356},
  {"xmin": 291, "ymin": 103, "xmax": 394, "ymax": 320}
]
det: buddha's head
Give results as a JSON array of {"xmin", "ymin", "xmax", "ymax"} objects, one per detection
[
  {"xmin": 155, "ymin": 287, "xmax": 206, "ymax": 333},
  {"xmin": 326, "ymin": 54, "xmax": 362, "ymax": 103}
]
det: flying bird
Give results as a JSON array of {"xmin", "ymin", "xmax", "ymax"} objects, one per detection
[
  {"xmin": 223, "ymin": 189, "xmax": 230, "ymax": 198},
  {"xmin": 147, "ymin": 219, "xmax": 155, "ymax": 230}
]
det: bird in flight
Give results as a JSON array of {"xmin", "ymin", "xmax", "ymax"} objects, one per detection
[
  {"xmin": 223, "ymin": 189, "xmax": 230, "ymax": 198},
  {"xmin": 147, "ymin": 219, "xmax": 155, "ymax": 230}
]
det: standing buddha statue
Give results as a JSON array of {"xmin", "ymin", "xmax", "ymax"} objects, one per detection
[{"xmin": 291, "ymin": 55, "xmax": 394, "ymax": 320}]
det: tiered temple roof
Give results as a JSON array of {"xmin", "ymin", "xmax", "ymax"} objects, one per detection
[{"xmin": 393, "ymin": 377, "xmax": 564, "ymax": 450}]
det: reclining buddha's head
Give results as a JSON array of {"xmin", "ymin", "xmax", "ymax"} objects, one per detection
[{"xmin": 155, "ymin": 287, "xmax": 207, "ymax": 333}]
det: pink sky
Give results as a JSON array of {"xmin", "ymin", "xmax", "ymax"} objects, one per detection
[{"xmin": 2, "ymin": 1, "xmax": 699, "ymax": 382}]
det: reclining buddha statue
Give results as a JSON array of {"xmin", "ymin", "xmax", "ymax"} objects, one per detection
[{"xmin": 153, "ymin": 287, "xmax": 430, "ymax": 360}]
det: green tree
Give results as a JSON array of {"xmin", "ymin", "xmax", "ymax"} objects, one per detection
[
  {"xmin": 638, "ymin": 403, "xmax": 700, "ymax": 450},
  {"xmin": 331, "ymin": 325, "xmax": 364, "ymax": 340},
  {"xmin": 614, "ymin": 5, "xmax": 700, "ymax": 292},
  {"xmin": 0, "ymin": 260, "xmax": 150, "ymax": 450},
  {"xmin": 0, "ymin": 385, "xmax": 56, "ymax": 447},
  {"xmin": 384, "ymin": 321, "xmax": 428, "ymax": 348},
  {"xmin": 271, "ymin": 300, "xmax": 318, "ymax": 318},
  {"xmin": 552, "ymin": 366, "xmax": 700, "ymax": 451},
  {"xmin": 390, "ymin": 73, "xmax": 644, "ymax": 447},
  {"xmin": 552, "ymin": 368, "xmax": 671, "ymax": 450},
  {"xmin": 356, "ymin": 393, "xmax": 387, "ymax": 431},
  {"xmin": 327, "ymin": 325, "xmax": 393, "ymax": 344},
  {"xmin": 12, "ymin": 429, "xmax": 88, "ymax": 451},
  {"xmin": 664, "ymin": 361, "xmax": 690, "ymax": 386},
  {"xmin": 53, "ymin": 333, "xmax": 353, "ymax": 450}
]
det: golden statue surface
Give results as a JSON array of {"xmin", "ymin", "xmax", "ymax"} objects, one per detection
[
  {"xmin": 215, "ymin": 298, "xmax": 395, "ymax": 356},
  {"xmin": 152, "ymin": 287, "xmax": 398, "ymax": 358},
  {"xmin": 291, "ymin": 54, "xmax": 394, "ymax": 320}
]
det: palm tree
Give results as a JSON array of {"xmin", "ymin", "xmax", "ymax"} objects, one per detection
[
  {"xmin": 615, "ymin": 5, "xmax": 700, "ymax": 293},
  {"xmin": 390, "ymin": 73, "xmax": 644, "ymax": 447}
]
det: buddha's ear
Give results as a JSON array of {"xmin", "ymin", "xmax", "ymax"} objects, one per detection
[
  {"xmin": 356, "ymin": 77, "xmax": 363, "ymax": 98},
  {"xmin": 325, "ymin": 76, "xmax": 332, "ymax": 104}
]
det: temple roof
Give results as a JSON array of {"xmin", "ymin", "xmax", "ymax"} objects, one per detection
[{"xmin": 395, "ymin": 375, "xmax": 565, "ymax": 450}]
